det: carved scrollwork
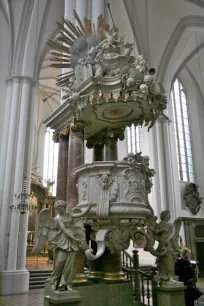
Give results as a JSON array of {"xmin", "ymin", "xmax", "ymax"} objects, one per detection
[
  {"xmin": 85, "ymin": 229, "xmax": 111, "ymax": 260},
  {"xmin": 108, "ymin": 229, "xmax": 131, "ymax": 251}
]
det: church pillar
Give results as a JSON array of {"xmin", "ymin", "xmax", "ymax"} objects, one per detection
[
  {"xmin": 66, "ymin": 124, "xmax": 84, "ymax": 211},
  {"xmin": 17, "ymin": 83, "xmax": 37, "ymax": 270},
  {"xmin": 66, "ymin": 122, "xmax": 86, "ymax": 284},
  {"xmin": 0, "ymin": 80, "xmax": 13, "ymax": 211},
  {"xmin": 92, "ymin": 0, "xmax": 104, "ymax": 26},
  {"xmin": 0, "ymin": 77, "xmax": 21, "ymax": 272},
  {"xmin": 56, "ymin": 135, "xmax": 69, "ymax": 201},
  {"xmin": 104, "ymin": 0, "xmax": 112, "ymax": 25},
  {"xmin": 150, "ymin": 119, "xmax": 168, "ymax": 214},
  {"xmin": 0, "ymin": 76, "xmax": 36, "ymax": 295},
  {"xmin": 7, "ymin": 78, "xmax": 32, "ymax": 271},
  {"xmin": 64, "ymin": 0, "xmax": 76, "ymax": 23},
  {"xmin": 76, "ymin": 0, "xmax": 88, "ymax": 22}
]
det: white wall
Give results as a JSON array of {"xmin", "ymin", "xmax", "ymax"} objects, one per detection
[{"xmin": 177, "ymin": 67, "xmax": 204, "ymax": 218}]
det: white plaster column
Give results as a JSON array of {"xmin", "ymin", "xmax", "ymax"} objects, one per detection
[
  {"xmin": 0, "ymin": 80, "xmax": 13, "ymax": 214},
  {"xmin": 0, "ymin": 77, "xmax": 35, "ymax": 295},
  {"xmin": 62, "ymin": 0, "xmax": 76, "ymax": 104},
  {"xmin": 0, "ymin": 77, "xmax": 21, "ymax": 271},
  {"xmin": 17, "ymin": 83, "xmax": 37, "ymax": 270},
  {"xmin": 161, "ymin": 118, "xmax": 179, "ymax": 221},
  {"xmin": 87, "ymin": 0, "xmax": 92, "ymax": 20},
  {"xmin": 76, "ymin": 0, "xmax": 88, "ymax": 22},
  {"xmin": 92, "ymin": 0, "xmax": 104, "ymax": 26},
  {"xmin": 64, "ymin": 0, "xmax": 76, "ymax": 23},
  {"xmin": 150, "ymin": 120, "xmax": 168, "ymax": 214},
  {"xmin": 36, "ymin": 124, "xmax": 46, "ymax": 176},
  {"xmin": 7, "ymin": 78, "xmax": 32, "ymax": 271},
  {"xmin": 104, "ymin": 0, "xmax": 112, "ymax": 25}
]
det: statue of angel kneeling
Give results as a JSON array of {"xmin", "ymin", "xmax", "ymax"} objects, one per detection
[{"xmin": 32, "ymin": 200, "xmax": 92, "ymax": 291}]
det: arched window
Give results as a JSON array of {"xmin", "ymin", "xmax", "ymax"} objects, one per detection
[
  {"xmin": 171, "ymin": 79, "xmax": 194, "ymax": 182},
  {"xmin": 127, "ymin": 125, "xmax": 140, "ymax": 154},
  {"xmin": 43, "ymin": 127, "xmax": 59, "ymax": 196}
]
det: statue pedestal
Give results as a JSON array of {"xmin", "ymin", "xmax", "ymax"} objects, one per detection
[
  {"xmin": 45, "ymin": 289, "xmax": 81, "ymax": 306},
  {"xmin": 157, "ymin": 281, "xmax": 186, "ymax": 306},
  {"xmin": 44, "ymin": 281, "xmax": 134, "ymax": 306}
]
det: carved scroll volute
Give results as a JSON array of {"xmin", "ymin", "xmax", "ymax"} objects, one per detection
[
  {"xmin": 96, "ymin": 174, "xmax": 112, "ymax": 219},
  {"xmin": 85, "ymin": 229, "xmax": 111, "ymax": 260}
]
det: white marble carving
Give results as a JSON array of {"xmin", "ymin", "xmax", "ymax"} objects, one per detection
[
  {"xmin": 144, "ymin": 210, "xmax": 182, "ymax": 281},
  {"xmin": 74, "ymin": 153, "xmax": 154, "ymax": 259}
]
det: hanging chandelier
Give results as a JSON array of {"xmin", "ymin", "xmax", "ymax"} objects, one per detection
[{"xmin": 10, "ymin": 177, "xmax": 30, "ymax": 214}]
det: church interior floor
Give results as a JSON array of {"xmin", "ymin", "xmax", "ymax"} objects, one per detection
[
  {"xmin": 0, "ymin": 278, "xmax": 204, "ymax": 306},
  {"xmin": 0, "ymin": 289, "xmax": 44, "ymax": 306}
]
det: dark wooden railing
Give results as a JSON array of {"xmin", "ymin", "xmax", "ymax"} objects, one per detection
[
  {"xmin": 122, "ymin": 250, "xmax": 158, "ymax": 306},
  {"xmin": 121, "ymin": 250, "xmax": 134, "ymax": 269}
]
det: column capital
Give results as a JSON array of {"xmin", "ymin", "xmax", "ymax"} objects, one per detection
[{"xmin": 60, "ymin": 118, "xmax": 85, "ymax": 139}]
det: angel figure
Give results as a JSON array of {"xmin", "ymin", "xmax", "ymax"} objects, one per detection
[
  {"xmin": 144, "ymin": 210, "xmax": 181, "ymax": 280},
  {"xmin": 32, "ymin": 200, "xmax": 92, "ymax": 291},
  {"xmin": 155, "ymin": 211, "xmax": 181, "ymax": 279}
]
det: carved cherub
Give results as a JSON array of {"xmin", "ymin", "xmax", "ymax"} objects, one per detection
[
  {"xmin": 32, "ymin": 200, "xmax": 93, "ymax": 291},
  {"xmin": 134, "ymin": 54, "xmax": 148, "ymax": 73},
  {"xmin": 122, "ymin": 42, "xmax": 134, "ymax": 57}
]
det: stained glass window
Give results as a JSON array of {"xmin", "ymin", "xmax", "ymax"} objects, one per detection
[{"xmin": 171, "ymin": 79, "xmax": 194, "ymax": 182}]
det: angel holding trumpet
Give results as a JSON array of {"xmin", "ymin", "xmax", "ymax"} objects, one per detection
[{"xmin": 32, "ymin": 200, "xmax": 92, "ymax": 291}]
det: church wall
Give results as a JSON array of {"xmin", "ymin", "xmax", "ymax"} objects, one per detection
[{"xmin": 178, "ymin": 68, "xmax": 204, "ymax": 218}]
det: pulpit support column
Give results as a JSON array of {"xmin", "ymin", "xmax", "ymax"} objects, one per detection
[
  {"xmin": 56, "ymin": 136, "xmax": 69, "ymax": 202},
  {"xmin": 66, "ymin": 122, "xmax": 86, "ymax": 283}
]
